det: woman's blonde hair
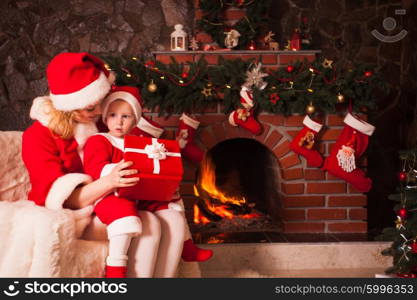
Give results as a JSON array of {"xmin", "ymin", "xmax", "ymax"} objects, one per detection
[{"xmin": 43, "ymin": 98, "xmax": 80, "ymax": 139}]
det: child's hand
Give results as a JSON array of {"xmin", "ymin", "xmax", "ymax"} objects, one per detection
[{"xmin": 109, "ymin": 159, "xmax": 140, "ymax": 188}]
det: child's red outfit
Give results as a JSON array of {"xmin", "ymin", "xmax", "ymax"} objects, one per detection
[
  {"xmin": 84, "ymin": 133, "xmax": 182, "ymax": 277},
  {"xmin": 84, "ymin": 133, "xmax": 180, "ymax": 221}
]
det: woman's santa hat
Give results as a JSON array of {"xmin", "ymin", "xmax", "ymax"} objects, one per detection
[
  {"xmin": 102, "ymin": 86, "xmax": 143, "ymax": 123},
  {"xmin": 47, "ymin": 52, "xmax": 115, "ymax": 111}
]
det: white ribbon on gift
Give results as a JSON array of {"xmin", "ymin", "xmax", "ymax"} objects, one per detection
[{"xmin": 124, "ymin": 138, "xmax": 181, "ymax": 174}]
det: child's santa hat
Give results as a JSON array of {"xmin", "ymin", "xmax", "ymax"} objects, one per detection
[
  {"xmin": 47, "ymin": 52, "xmax": 115, "ymax": 111},
  {"xmin": 102, "ymin": 86, "xmax": 143, "ymax": 123}
]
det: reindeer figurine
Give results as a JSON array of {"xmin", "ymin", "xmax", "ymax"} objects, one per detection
[{"xmin": 224, "ymin": 29, "xmax": 241, "ymax": 49}]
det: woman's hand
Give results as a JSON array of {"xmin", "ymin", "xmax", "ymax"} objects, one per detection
[{"xmin": 108, "ymin": 160, "xmax": 140, "ymax": 188}]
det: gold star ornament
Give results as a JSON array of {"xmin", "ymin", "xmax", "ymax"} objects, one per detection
[
  {"xmin": 322, "ymin": 58, "xmax": 334, "ymax": 69},
  {"xmin": 201, "ymin": 87, "xmax": 212, "ymax": 97}
]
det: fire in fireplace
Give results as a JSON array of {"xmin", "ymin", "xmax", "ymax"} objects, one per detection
[{"xmin": 192, "ymin": 138, "xmax": 282, "ymax": 232}]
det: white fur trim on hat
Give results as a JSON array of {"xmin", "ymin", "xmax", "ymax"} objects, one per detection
[
  {"xmin": 45, "ymin": 173, "xmax": 93, "ymax": 210},
  {"xmin": 50, "ymin": 72, "xmax": 112, "ymax": 112},
  {"xmin": 102, "ymin": 91, "xmax": 142, "ymax": 123},
  {"xmin": 137, "ymin": 117, "xmax": 164, "ymax": 138},
  {"xmin": 240, "ymin": 86, "xmax": 254, "ymax": 108},
  {"xmin": 180, "ymin": 113, "xmax": 200, "ymax": 129},
  {"xmin": 107, "ymin": 216, "xmax": 142, "ymax": 238},
  {"xmin": 303, "ymin": 115, "xmax": 323, "ymax": 133},
  {"xmin": 344, "ymin": 113, "xmax": 375, "ymax": 136}
]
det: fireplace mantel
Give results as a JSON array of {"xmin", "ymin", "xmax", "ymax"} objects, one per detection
[
  {"xmin": 153, "ymin": 50, "xmax": 322, "ymax": 66},
  {"xmin": 152, "ymin": 50, "xmax": 322, "ymax": 55}
]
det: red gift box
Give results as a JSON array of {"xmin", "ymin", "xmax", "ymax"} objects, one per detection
[{"xmin": 118, "ymin": 135, "xmax": 183, "ymax": 201}]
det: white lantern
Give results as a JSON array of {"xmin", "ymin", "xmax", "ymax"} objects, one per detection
[{"xmin": 170, "ymin": 24, "xmax": 187, "ymax": 51}]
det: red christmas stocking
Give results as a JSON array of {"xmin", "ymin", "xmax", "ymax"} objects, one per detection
[
  {"xmin": 177, "ymin": 113, "xmax": 204, "ymax": 164},
  {"xmin": 131, "ymin": 115, "xmax": 164, "ymax": 138},
  {"xmin": 290, "ymin": 115, "xmax": 324, "ymax": 168},
  {"xmin": 322, "ymin": 113, "xmax": 375, "ymax": 192},
  {"xmin": 228, "ymin": 86, "xmax": 262, "ymax": 135}
]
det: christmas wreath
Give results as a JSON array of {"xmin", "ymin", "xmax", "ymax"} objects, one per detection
[{"xmin": 196, "ymin": 0, "xmax": 271, "ymax": 49}]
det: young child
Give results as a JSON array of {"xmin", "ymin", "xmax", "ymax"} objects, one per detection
[
  {"xmin": 83, "ymin": 86, "xmax": 182, "ymax": 278},
  {"xmin": 83, "ymin": 86, "xmax": 210, "ymax": 278}
]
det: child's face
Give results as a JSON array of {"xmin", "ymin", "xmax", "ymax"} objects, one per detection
[{"xmin": 105, "ymin": 99, "xmax": 136, "ymax": 137}]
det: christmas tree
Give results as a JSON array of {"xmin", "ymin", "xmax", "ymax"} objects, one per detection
[{"xmin": 378, "ymin": 149, "xmax": 417, "ymax": 277}]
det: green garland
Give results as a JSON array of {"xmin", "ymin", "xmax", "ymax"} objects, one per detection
[
  {"xmin": 104, "ymin": 55, "xmax": 388, "ymax": 116},
  {"xmin": 196, "ymin": 0, "xmax": 271, "ymax": 49}
]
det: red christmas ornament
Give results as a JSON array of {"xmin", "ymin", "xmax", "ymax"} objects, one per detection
[
  {"xmin": 145, "ymin": 60, "xmax": 155, "ymax": 68},
  {"xmin": 269, "ymin": 93, "xmax": 280, "ymax": 104},
  {"xmin": 364, "ymin": 71, "xmax": 373, "ymax": 77},
  {"xmin": 399, "ymin": 171, "xmax": 407, "ymax": 181},
  {"xmin": 411, "ymin": 241, "xmax": 417, "ymax": 253},
  {"xmin": 398, "ymin": 208, "xmax": 407, "ymax": 219},
  {"xmin": 236, "ymin": 0, "xmax": 245, "ymax": 6},
  {"xmin": 286, "ymin": 65, "xmax": 294, "ymax": 73},
  {"xmin": 248, "ymin": 40, "xmax": 256, "ymax": 50},
  {"xmin": 181, "ymin": 72, "xmax": 189, "ymax": 78}
]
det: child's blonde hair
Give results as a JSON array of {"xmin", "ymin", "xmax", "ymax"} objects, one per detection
[{"xmin": 43, "ymin": 98, "xmax": 79, "ymax": 139}]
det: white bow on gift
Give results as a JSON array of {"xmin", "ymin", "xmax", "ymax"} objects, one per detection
[
  {"xmin": 144, "ymin": 141, "xmax": 168, "ymax": 160},
  {"xmin": 125, "ymin": 138, "xmax": 181, "ymax": 174}
]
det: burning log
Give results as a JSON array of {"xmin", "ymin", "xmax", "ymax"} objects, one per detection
[{"xmin": 196, "ymin": 198, "xmax": 222, "ymax": 222}]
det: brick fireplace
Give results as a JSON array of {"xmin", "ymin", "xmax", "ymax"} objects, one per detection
[{"xmin": 139, "ymin": 50, "xmax": 369, "ymax": 234}]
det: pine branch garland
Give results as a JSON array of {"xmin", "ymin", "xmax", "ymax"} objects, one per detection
[{"xmin": 104, "ymin": 55, "xmax": 387, "ymax": 117}]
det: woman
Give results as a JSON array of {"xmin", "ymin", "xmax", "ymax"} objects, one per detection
[{"xmin": 21, "ymin": 52, "xmax": 185, "ymax": 277}]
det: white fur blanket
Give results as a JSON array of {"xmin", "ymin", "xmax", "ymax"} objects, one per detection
[{"xmin": 0, "ymin": 200, "xmax": 106, "ymax": 277}]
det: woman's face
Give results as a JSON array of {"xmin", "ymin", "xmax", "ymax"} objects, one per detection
[{"xmin": 74, "ymin": 102, "xmax": 101, "ymax": 123}]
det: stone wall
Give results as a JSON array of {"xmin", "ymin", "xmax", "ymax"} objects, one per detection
[{"xmin": 0, "ymin": 0, "xmax": 193, "ymax": 130}]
